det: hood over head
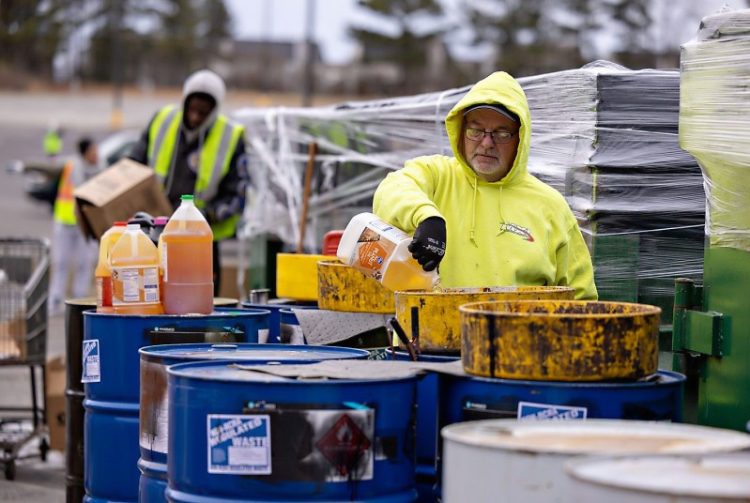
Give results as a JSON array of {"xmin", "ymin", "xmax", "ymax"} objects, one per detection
[
  {"xmin": 445, "ymin": 71, "xmax": 531, "ymax": 186},
  {"xmin": 181, "ymin": 69, "xmax": 226, "ymax": 139}
]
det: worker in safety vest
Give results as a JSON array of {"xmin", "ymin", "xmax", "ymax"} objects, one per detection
[
  {"xmin": 49, "ymin": 138, "xmax": 100, "ymax": 315},
  {"xmin": 43, "ymin": 124, "xmax": 63, "ymax": 159},
  {"xmin": 127, "ymin": 69, "xmax": 248, "ymax": 295}
]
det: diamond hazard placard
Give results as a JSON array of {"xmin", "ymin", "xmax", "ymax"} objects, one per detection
[{"xmin": 315, "ymin": 413, "xmax": 372, "ymax": 479}]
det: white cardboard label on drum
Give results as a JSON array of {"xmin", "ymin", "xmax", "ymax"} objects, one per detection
[
  {"xmin": 81, "ymin": 339, "xmax": 101, "ymax": 383},
  {"xmin": 207, "ymin": 414, "xmax": 272, "ymax": 475},
  {"xmin": 517, "ymin": 401, "xmax": 587, "ymax": 421}
]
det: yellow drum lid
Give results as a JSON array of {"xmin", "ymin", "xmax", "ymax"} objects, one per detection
[
  {"xmin": 395, "ymin": 286, "xmax": 575, "ymax": 353},
  {"xmin": 461, "ymin": 300, "xmax": 661, "ymax": 381},
  {"xmin": 317, "ymin": 260, "xmax": 395, "ymax": 314}
]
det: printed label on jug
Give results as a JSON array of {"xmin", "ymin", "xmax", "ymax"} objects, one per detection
[
  {"xmin": 81, "ymin": 339, "xmax": 101, "ymax": 383},
  {"xmin": 207, "ymin": 414, "xmax": 272, "ymax": 475},
  {"xmin": 112, "ymin": 266, "xmax": 160, "ymax": 306},
  {"xmin": 517, "ymin": 401, "xmax": 587, "ymax": 421},
  {"xmin": 351, "ymin": 227, "xmax": 396, "ymax": 279}
]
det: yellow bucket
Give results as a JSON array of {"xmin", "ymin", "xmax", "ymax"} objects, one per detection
[
  {"xmin": 395, "ymin": 286, "xmax": 575, "ymax": 353},
  {"xmin": 317, "ymin": 260, "xmax": 395, "ymax": 314},
  {"xmin": 461, "ymin": 300, "xmax": 661, "ymax": 381},
  {"xmin": 276, "ymin": 253, "xmax": 330, "ymax": 301}
]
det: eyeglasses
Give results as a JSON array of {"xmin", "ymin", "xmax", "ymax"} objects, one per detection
[{"xmin": 465, "ymin": 127, "xmax": 518, "ymax": 144}]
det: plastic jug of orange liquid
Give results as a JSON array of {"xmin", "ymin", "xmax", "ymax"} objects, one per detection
[
  {"xmin": 159, "ymin": 195, "xmax": 213, "ymax": 314},
  {"xmin": 110, "ymin": 223, "xmax": 163, "ymax": 315},
  {"xmin": 95, "ymin": 221, "xmax": 127, "ymax": 313},
  {"xmin": 337, "ymin": 212, "xmax": 438, "ymax": 291}
]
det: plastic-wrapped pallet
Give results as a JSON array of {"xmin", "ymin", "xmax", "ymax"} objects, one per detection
[
  {"xmin": 522, "ymin": 61, "xmax": 706, "ymax": 315},
  {"xmin": 680, "ymin": 8, "xmax": 750, "ymax": 252}
]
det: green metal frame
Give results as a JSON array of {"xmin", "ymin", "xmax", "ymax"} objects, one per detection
[{"xmin": 672, "ymin": 245, "xmax": 750, "ymax": 431}]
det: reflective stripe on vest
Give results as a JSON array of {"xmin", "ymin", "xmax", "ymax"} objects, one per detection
[
  {"xmin": 53, "ymin": 161, "xmax": 76, "ymax": 225},
  {"xmin": 147, "ymin": 105, "xmax": 245, "ymax": 240}
]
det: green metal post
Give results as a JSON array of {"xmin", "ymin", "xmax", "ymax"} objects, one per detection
[{"xmin": 698, "ymin": 246, "xmax": 750, "ymax": 431}]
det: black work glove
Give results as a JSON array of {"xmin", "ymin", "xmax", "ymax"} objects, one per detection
[{"xmin": 408, "ymin": 217, "xmax": 446, "ymax": 272}]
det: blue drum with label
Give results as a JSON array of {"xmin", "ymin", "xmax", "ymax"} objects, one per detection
[
  {"xmin": 440, "ymin": 370, "xmax": 685, "ymax": 426},
  {"xmin": 436, "ymin": 369, "xmax": 686, "ymax": 496},
  {"xmin": 81, "ymin": 309, "xmax": 269, "ymax": 503},
  {"xmin": 138, "ymin": 344, "xmax": 369, "ymax": 503},
  {"xmin": 166, "ymin": 359, "xmax": 419, "ymax": 502}
]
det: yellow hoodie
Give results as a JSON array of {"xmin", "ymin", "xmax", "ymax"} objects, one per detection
[{"xmin": 373, "ymin": 72, "xmax": 597, "ymax": 300}]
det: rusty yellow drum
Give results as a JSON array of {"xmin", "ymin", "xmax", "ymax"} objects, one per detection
[
  {"xmin": 461, "ymin": 300, "xmax": 661, "ymax": 381},
  {"xmin": 396, "ymin": 287, "xmax": 575, "ymax": 353},
  {"xmin": 317, "ymin": 260, "xmax": 395, "ymax": 313}
]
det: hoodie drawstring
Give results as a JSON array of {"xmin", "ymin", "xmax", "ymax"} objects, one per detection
[
  {"xmin": 497, "ymin": 185, "xmax": 506, "ymax": 235},
  {"xmin": 469, "ymin": 178, "xmax": 478, "ymax": 247}
]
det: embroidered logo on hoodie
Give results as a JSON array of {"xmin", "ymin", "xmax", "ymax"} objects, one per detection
[{"xmin": 499, "ymin": 223, "xmax": 535, "ymax": 242}]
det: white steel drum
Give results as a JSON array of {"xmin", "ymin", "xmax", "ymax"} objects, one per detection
[
  {"xmin": 441, "ymin": 419, "xmax": 750, "ymax": 503},
  {"xmin": 566, "ymin": 454, "xmax": 750, "ymax": 502}
]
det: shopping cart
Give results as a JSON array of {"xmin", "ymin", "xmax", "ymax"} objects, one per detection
[{"xmin": 0, "ymin": 238, "xmax": 50, "ymax": 480}]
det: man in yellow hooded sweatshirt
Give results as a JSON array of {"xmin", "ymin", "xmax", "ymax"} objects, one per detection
[{"xmin": 373, "ymin": 72, "xmax": 598, "ymax": 300}]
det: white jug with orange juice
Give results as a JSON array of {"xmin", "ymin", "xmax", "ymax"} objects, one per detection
[
  {"xmin": 110, "ymin": 224, "xmax": 163, "ymax": 314},
  {"xmin": 337, "ymin": 212, "xmax": 438, "ymax": 291},
  {"xmin": 159, "ymin": 195, "xmax": 213, "ymax": 314},
  {"xmin": 95, "ymin": 221, "xmax": 127, "ymax": 313}
]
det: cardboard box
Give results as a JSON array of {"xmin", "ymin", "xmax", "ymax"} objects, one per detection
[
  {"xmin": 45, "ymin": 356, "xmax": 66, "ymax": 452},
  {"xmin": 74, "ymin": 159, "xmax": 172, "ymax": 239}
]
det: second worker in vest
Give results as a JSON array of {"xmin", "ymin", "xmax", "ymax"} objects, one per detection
[
  {"xmin": 49, "ymin": 137, "xmax": 101, "ymax": 316},
  {"xmin": 127, "ymin": 69, "xmax": 248, "ymax": 296}
]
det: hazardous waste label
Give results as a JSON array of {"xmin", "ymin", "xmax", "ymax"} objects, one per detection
[
  {"xmin": 81, "ymin": 339, "xmax": 101, "ymax": 383},
  {"xmin": 517, "ymin": 401, "xmax": 588, "ymax": 421},
  {"xmin": 207, "ymin": 414, "xmax": 271, "ymax": 474}
]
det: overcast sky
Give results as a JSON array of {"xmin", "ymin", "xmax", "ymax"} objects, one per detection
[{"xmin": 224, "ymin": 0, "xmax": 748, "ymax": 65}]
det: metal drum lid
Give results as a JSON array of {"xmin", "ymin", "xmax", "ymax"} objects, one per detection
[
  {"xmin": 566, "ymin": 454, "xmax": 750, "ymax": 500},
  {"xmin": 441, "ymin": 419, "xmax": 750, "ymax": 456},
  {"xmin": 460, "ymin": 300, "xmax": 661, "ymax": 381},
  {"xmin": 168, "ymin": 359, "xmax": 422, "ymax": 383},
  {"xmin": 396, "ymin": 286, "xmax": 574, "ymax": 353},
  {"xmin": 140, "ymin": 343, "xmax": 369, "ymax": 362}
]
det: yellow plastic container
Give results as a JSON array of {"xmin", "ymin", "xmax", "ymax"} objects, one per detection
[
  {"xmin": 276, "ymin": 253, "xmax": 330, "ymax": 301},
  {"xmin": 110, "ymin": 224, "xmax": 163, "ymax": 315},
  {"xmin": 396, "ymin": 286, "xmax": 575, "ymax": 353},
  {"xmin": 317, "ymin": 260, "xmax": 395, "ymax": 313},
  {"xmin": 95, "ymin": 221, "xmax": 127, "ymax": 313},
  {"xmin": 460, "ymin": 300, "xmax": 661, "ymax": 381}
]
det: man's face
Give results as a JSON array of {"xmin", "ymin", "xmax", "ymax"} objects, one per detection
[
  {"xmin": 185, "ymin": 95, "xmax": 215, "ymax": 130},
  {"xmin": 462, "ymin": 108, "xmax": 520, "ymax": 183},
  {"xmin": 84, "ymin": 144, "xmax": 98, "ymax": 165}
]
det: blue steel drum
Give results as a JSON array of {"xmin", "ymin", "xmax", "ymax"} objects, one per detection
[
  {"xmin": 166, "ymin": 360, "xmax": 419, "ymax": 502},
  {"xmin": 240, "ymin": 302, "xmax": 317, "ymax": 343},
  {"xmin": 138, "ymin": 344, "xmax": 369, "ymax": 503},
  {"xmin": 82, "ymin": 309, "xmax": 270, "ymax": 503},
  {"xmin": 435, "ymin": 370, "xmax": 686, "ymax": 498},
  {"xmin": 387, "ymin": 349, "xmax": 458, "ymax": 503},
  {"xmin": 440, "ymin": 370, "xmax": 686, "ymax": 426}
]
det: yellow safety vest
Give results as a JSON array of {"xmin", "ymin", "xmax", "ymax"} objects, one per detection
[
  {"xmin": 147, "ymin": 105, "xmax": 244, "ymax": 240},
  {"xmin": 44, "ymin": 131, "xmax": 62, "ymax": 156},
  {"xmin": 53, "ymin": 161, "xmax": 76, "ymax": 225}
]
